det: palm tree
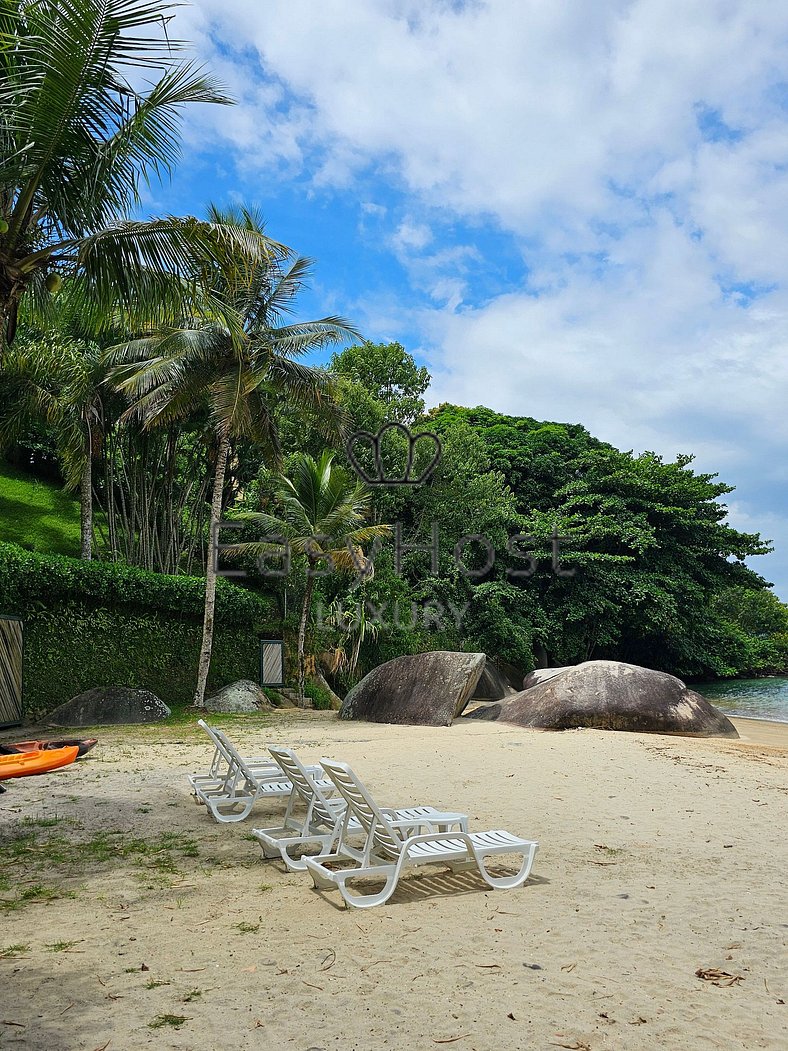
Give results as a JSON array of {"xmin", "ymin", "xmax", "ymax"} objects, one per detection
[
  {"xmin": 0, "ymin": 329, "xmax": 108, "ymax": 558},
  {"xmin": 234, "ymin": 451, "xmax": 391, "ymax": 705},
  {"xmin": 110, "ymin": 207, "xmax": 360, "ymax": 707},
  {"xmin": 324, "ymin": 587, "xmax": 382, "ymax": 680},
  {"xmin": 0, "ymin": 0, "xmax": 272, "ymax": 355}
]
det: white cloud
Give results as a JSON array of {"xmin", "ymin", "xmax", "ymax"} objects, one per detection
[
  {"xmin": 392, "ymin": 220, "xmax": 433, "ymax": 252},
  {"xmin": 181, "ymin": 1, "xmax": 788, "ymax": 226}
]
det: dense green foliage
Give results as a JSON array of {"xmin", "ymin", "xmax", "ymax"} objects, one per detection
[
  {"xmin": 21, "ymin": 604, "xmax": 262, "ymax": 718},
  {"xmin": 331, "ymin": 341, "xmax": 430, "ymax": 426},
  {"xmin": 711, "ymin": 586, "xmax": 788, "ymax": 676},
  {"xmin": 0, "ymin": 542, "xmax": 268, "ymax": 624},
  {"xmin": 270, "ymin": 345, "xmax": 781, "ymax": 685},
  {"xmin": 425, "ymin": 405, "xmax": 773, "ymax": 678},
  {"xmin": 234, "ymin": 449, "xmax": 389, "ymax": 701},
  {"xmin": 3, "ymin": 334, "xmax": 784, "ymax": 707},
  {"xmin": 0, "ymin": 542, "xmax": 273, "ymax": 715}
]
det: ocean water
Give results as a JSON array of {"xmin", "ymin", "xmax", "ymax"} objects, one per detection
[{"xmin": 695, "ymin": 677, "xmax": 788, "ymax": 724}]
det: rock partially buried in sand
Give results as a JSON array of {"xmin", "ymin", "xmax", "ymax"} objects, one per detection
[
  {"xmin": 205, "ymin": 680, "xmax": 272, "ymax": 714},
  {"xmin": 340, "ymin": 651, "xmax": 486, "ymax": 726},
  {"xmin": 47, "ymin": 686, "xmax": 171, "ymax": 726},
  {"xmin": 465, "ymin": 660, "xmax": 738, "ymax": 738}
]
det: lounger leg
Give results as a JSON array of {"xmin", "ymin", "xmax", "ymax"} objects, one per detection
[
  {"xmin": 279, "ymin": 834, "xmax": 334, "ymax": 872},
  {"xmin": 308, "ymin": 860, "xmax": 341, "ymax": 891},
  {"xmin": 257, "ymin": 838, "xmax": 282, "ymax": 861},
  {"xmin": 336, "ymin": 864, "xmax": 401, "ymax": 909},
  {"xmin": 474, "ymin": 842, "xmax": 538, "ymax": 890},
  {"xmin": 305, "ymin": 857, "xmax": 402, "ymax": 908},
  {"xmin": 207, "ymin": 797, "xmax": 255, "ymax": 823}
]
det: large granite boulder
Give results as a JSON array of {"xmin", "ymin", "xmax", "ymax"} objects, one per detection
[
  {"xmin": 340, "ymin": 651, "xmax": 486, "ymax": 726},
  {"xmin": 205, "ymin": 680, "xmax": 272, "ymax": 714},
  {"xmin": 472, "ymin": 659, "xmax": 510, "ymax": 702},
  {"xmin": 522, "ymin": 666, "xmax": 570, "ymax": 690},
  {"xmin": 47, "ymin": 686, "xmax": 170, "ymax": 726},
  {"xmin": 466, "ymin": 660, "xmax": 738, "ymax": 738}
]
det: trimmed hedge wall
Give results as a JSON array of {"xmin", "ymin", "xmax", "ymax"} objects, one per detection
[{"xmin": 0, "ymin": 543, "xmax": 275, "ymax": 718}]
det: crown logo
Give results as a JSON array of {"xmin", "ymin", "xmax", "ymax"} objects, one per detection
[{"xmin": 346, "ymin": 422, "xmax": 443, "ymax": 486}]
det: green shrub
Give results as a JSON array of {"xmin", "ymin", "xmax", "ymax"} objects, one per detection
[
  {"xmin": 303, "ymin": 680, "xmax": 333, "ymax": 711},
  {"xmin": 0, "ymin": 542, "xmax": 277, "ymax": 717},
  {"xmin": 0, "ymin": 542, "xmax": 268, "ymax": 624}
]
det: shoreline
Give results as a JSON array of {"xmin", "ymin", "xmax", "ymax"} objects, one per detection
[{"xmin": 729, "ymin": 715, "xmax": 788, "ymax": 749}]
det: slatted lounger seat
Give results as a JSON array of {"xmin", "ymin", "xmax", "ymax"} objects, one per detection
[
  {"xmin": 253, "ymin": 747, "xmax": 468, "ymax": 870},
  {"xmin": 304, "ymin": 758, "xmax": 539, "ymax": 909}
]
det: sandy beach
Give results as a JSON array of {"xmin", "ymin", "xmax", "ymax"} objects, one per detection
[{"xmin": 1, "ymin": 713, "xmax": 786, "ymax": 1051}]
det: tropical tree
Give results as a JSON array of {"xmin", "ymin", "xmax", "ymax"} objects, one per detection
[
  {"xmin": 233, "ymin": 451, "xmax": 391, "ymax": 704},
  {"xmin": 323, "ymin": 587, "xmax": 382, "ymax": 682},
  {"xmin": 110, "ymin": 207, "xmax": 359, "ymax": 706},
  {"xmin": 0, "ymin": 328, "xmax": 107, "ymax": 557},
  {"xmin": 0, "ymin": 0, "xmax": 270, "ymax": 354},
  {"xmin": 330, "ymin": 341, "xmax": 430, "ymax": 426}
]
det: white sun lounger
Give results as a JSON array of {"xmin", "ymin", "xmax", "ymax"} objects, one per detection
[
  {"xmin": 190, "ymin": 726, "xmax": 333, "ymax": 824},
  {"xmin": 188, "ymin": 720, "xmax": 282, "ymax": 796},
  {"xmin": 303, "ymin": 758, "xmax": 539, "ymax": 908},
  {"xmin": 188, "ymin": 719, "xmax": 324, "ymax": 798},
  {"xmin": 252, "ymin": 747, "xmax": 468, "ymax": 870}
]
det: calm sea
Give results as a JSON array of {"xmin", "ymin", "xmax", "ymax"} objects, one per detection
[{"xmin": 695, "ymin": 677, "xmax": 788, "ymax": 724}]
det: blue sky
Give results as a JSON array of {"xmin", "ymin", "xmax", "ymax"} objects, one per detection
[{"xmin": 150, "ymin": 0, "xmax": 788, "ymax": 597}]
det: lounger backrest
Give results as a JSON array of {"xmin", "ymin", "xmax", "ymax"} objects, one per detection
[
  {"xmin": 197, "ymin": 719, "xmax": 234, "ymax": 777},
  {"xmin": 209, "ymin": 725, "xmax": 258, "ymax": 782},
  {"xmin": 268, "ymin": 747, "xmax": 336, "ymax": 827},
  {"xmin": 319, "ymin": 758, "xmax": 402, "ymax": 861}
]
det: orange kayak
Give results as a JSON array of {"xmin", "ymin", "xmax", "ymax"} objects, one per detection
[
  {"xmin": 0, "ymin": 746, "xmax": 79, "ymax": 780},
  {"xmin": 4, "ymin": 738, "xmax": 97, "ymax": 759}
]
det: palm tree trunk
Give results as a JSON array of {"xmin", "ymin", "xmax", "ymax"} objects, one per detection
[
  {"xmin": 297, "ymin": 573, "xmax": 315, "ymax": 707},
  {"xmin": 194, "ymin": 429, "xmax": 231, "ymax": 708},
  {"xmin": 79, "ymin": 452, "xmax": 92, "ymax": 560}
]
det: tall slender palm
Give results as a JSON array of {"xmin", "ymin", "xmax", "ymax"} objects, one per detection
[
  {"xmin": 0, "ymin": 0, "xmax": 272, "ymax": 354},
  {"xmin": 235, "ymin": 451, "xmax": 391, "ymax": 705},
  {"xmin": 0, "ymin": 330, "xmax": 107, "ymax": 557},
  {"xmin": 110, "ymin": 207, "xmax": 360, "ymax": 707}
]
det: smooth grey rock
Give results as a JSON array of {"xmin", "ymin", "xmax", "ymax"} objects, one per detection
[
  {"xmin": 48, "ymin": 686, "xmax": 170, "ymax": 726},
  {"xmin": 522, "ymin": 666, "xmax": 570, "ymax": 690},
  {"xmin": 472, "ymin": 659, "xmax": 510, "ymax": 701},
  {"xmin": 466, "ymin": 659, "xmax": 738, "ymax": 738},
  {"xmin": 340, "ymin": 651, "xmax": 486, "ymax": 726},
  {"xmin": 205, "ymin": 679, "xmax": 271, "ymax": 714}
]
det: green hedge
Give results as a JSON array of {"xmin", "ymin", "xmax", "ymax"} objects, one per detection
[
  {"xmin": 0, "ymin": 543, "xmax": 276, "ymax": 718},
  {"xmin": 0, "ymin": 542, "xmax": 265, "ymax": 623}
]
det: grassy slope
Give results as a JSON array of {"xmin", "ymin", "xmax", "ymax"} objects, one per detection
[{"xmin": 0, "ymin": 463, "xmax": 81, "ymax": 557}]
